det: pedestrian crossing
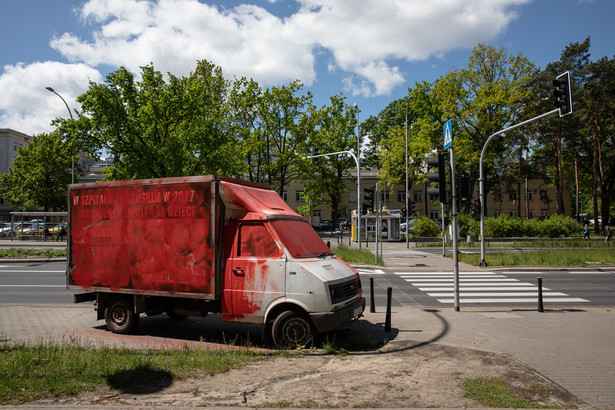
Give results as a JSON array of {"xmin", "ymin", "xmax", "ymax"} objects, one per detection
[{"xmin": 394, "ymin": 271, "xmax": 589, "ymax": 304}]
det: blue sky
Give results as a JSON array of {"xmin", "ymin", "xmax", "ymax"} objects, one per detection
[{"xmin": 1, "ymin": 0, "xmax": 613, "ymax": 137}]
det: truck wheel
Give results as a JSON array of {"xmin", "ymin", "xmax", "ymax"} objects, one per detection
[
  {"xmin": 272, "ymin": 310, "xmax": 315, "ymax": 347},
  {"xmin": 105, "ymin": 299, "xmax": 139, "ymax": 334}
]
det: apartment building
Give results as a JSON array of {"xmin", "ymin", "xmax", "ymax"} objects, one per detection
[{"xmin": 283, "ymin": 170, "xmax": 569, "ymax": 222}]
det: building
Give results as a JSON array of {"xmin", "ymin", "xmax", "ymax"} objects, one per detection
[
  {"xmin": 0, "ymin": 129, "xmax": 32, "ymax": 216},
  {"xmin": 283, "ymin": 170, "xmax": 569, "ymax": 222}
]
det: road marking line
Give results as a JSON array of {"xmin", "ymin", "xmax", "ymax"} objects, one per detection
[
  {"xmin": 407, "ymin": 278, "xmax": 520, "ymax": 282},
  {"xmin": 427, "ymin": 292, "xmax": 568, "ymax": 297},
  {"xmin": 357, "ymin": 269, "xmax": 385, "ymax": 275},
  {"xmin": 418, "ymin": 286, "xmax": 547, "ymax": 291},
  {"xmin": 436, "ymin": 297, "xmax": 588, "ymax": 303}
]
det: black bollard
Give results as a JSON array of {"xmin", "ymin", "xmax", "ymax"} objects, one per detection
[
  {"xmin": 369, "ymin": 278, "xmax": 375, "ymax": 313},
  {"xmin": 537, "ymin": 277, "xmax": 544, "ymax": 312},
  {"xmin": 384, "ymin": 287, "xmax": 392, "ymax": 332}
]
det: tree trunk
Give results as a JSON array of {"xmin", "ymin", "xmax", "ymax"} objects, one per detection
[{"xmin": 592, "ymin": 109, "xmax": 600, "ymax": 233}]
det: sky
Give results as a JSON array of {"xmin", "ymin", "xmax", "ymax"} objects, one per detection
[{"xmin": 1, "ymin": 0, "xmax": 613, "ymax": 138}]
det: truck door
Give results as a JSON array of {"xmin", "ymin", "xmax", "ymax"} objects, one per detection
[{"xmin": 224, "ymin": 221, "xmax": 285, "ymax": 323}]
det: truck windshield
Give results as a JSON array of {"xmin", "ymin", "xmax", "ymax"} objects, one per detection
[{"xmin": 271, "ymin": 219, "xmax": 333, "ymax": 258}]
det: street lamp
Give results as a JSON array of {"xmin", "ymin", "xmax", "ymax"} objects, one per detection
[
  {"xmin": 46, "ymin": 87, "xmax": 75, "ymax": 184},
  {"xmin": 405, "ymin": 95, "xmax": 413, "ymax": 248},
  {"xmin": 354, "ymin": 103, "xmax": 361, "ymax": 250}
]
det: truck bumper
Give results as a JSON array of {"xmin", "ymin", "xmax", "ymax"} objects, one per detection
[{"xmin": 310, "ymin": 297, "xmax": 366, "ymax": 333}]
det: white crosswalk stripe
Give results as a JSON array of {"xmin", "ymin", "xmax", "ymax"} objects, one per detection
[
  {"xmin": 357, "ymin": 268, "xmax": 386, "ymax": 275},
  {"xmin": 395, "ymin": 271, "xmax": 589, "ymax": 304}
]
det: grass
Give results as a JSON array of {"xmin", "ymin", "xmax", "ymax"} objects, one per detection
[
  {"xmin": 0, "ymin": 248, "xmax": 66, "ymax": 258},
  {"xmin": 333, "ymin": 245, "xmax": 384, "ymax": 266},
  {"xmin": 0, "ymin": 342, "xmax": 266, "ymax": 405},
  {"xmin": 460, "ymin": 376, "xmax": 574, "ymax": 409},
  {"xmin": 460, "ymin": 249, "xmax": 615, "ymax": 266}
]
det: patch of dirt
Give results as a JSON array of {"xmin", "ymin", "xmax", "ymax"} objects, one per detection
[{"xmin": 36, "ymin": 339, "xmax": 583, "ymax": 408}]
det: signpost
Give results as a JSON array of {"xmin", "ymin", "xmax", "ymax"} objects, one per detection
[{"xmin": 443, "ymin": 119, "xmax": 460, "ymax": 311}]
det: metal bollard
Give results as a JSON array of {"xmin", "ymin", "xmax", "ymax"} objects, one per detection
[
  {"xmin": 384, "ymin": 287, "xmax": 392, "ymax": 332},
  {"xmin": 369, "ymin": 278, "xmax": 375, "ymax": 313},
  {"xmin": 537, "ymin": 277, "xmax": 544, "ymax": 312}
]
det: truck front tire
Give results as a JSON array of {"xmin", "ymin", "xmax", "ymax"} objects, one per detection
[
  {"xmin": 272, "ymin": 310, "xmax": 315, "ymax": 347},
  {"xmin": 105, "ymin": 299, "xmax": 139, "ymax": 334}
]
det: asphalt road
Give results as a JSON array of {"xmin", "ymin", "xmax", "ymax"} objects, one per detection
[
  {"xmin": 358, "ymin": 266, "xmax": 615, "ymax": 309},
  {"xmin": 1, "ymin": 260, "xmax": 613, "ymax": 308}
]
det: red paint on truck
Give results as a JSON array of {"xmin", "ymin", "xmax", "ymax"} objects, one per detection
[{"xmin": 69, "ymin": 177, "xmax": 216, "ymax": 295}]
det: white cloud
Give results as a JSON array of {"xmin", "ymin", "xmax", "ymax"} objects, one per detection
[
  {"xmin": 51, "ymin": 0, "xmax": 527, "ymax": 97},
  {"xmin": 0, "ymin": 62, "xmax": 102, "ymax": 135},
  {"xmin": 2, "ymin": 0, "xmax": 529, "ymax": 134}
]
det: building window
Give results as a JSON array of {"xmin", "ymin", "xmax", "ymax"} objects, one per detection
[
  {"xmin": 349, "ymin": 191, "xmax": 357, "ymax": 203},
  {"xmin": 509, "ymin": 192, "xmax": 517, "ymax": 202},
  {"xmin": 541, "ymin": 210, "xmax": 549, "ymax": 217},
  {"xmin": 282, "ymin": 191, "xmax": 288, "ymax": 201},
  {"xmin": 495, "ymin": 211, "xmax": 503, "ymax": 217},
  {"xmin": 540, "ymin": 190, "xmax": 548, "ymax": 201},
  {"xmin": 413, "ymin": 191, "xmax": 422, "ymax": 202},
  {"xmin": 528, "ymin": 209, "xmax": 533, "ymax": 218},
  {"xmin": 527, "ymin": 192, "xmax": 534, "ymax": 201},
  {"xmin": 397, "ymin": 191, "xmax": 406, "ymax": 202},
  {"xmin": 430, "ymin": 211, "xmax": 439, "ymax": 220},
  {"xmin": 381, "ymin": 192, "xmax": 390, "ymax": 202},
  {"xmin": 509, "ymin": 211, "xmax": 518, "ymax": 218},
  {"xmin": 296, "ymin": 191, "xmax": 305, "ymax": 202}
]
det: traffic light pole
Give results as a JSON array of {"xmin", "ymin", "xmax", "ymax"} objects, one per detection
[{"xmin": 479, "ymin": 109, "xmax": 559, "ymax": 266}]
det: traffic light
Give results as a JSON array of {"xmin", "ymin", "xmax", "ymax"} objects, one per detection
[
  {"xmin": 458, "ymin": 175, "xmax": 469, "ymax": 203},
  {"xmin": 401, "ymin": 207, "xmax": 406, "ymax": 218},
  {"xmin": 553, "ymin": 71, "xmax": 572, "ymax": 117},
  {"xmin": 409, "ymin": 201, "xmax": 415, "ymax": 215},
  {"xmin": 474, "ymin": 199, "xmax": 481, "ymax": 214},
  {"xmin": 425, "ymin": 152, "xmax": 448, "ymax": 204},
  {"xmin": 363, "ymin": 186, "xmax": 375, "ymax": 213}
]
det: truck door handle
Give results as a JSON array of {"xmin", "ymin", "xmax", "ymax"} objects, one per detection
[{"xmin": 232, "ymin": 267, "xmax": 245, "ymax": 276}]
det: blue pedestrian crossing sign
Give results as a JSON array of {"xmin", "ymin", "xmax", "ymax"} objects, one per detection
[{"xmin": 443, "ymin": 119, "xmax": 453, "ymax": 150}]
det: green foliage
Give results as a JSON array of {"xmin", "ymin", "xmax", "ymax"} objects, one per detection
[
  {"xmin": 461, "ymin": 249, "xmax": 615, "ymax": 267},
  {"xmin": 76, "ymin": 61, "xmax": 244, "ymax": 180},
  {"xmin": 483, "ymin": 214, "xmax": 581, "ymax": 238},
  {"xmin": 333, "ymin": 245, "xmax": 384, "ymax": 266},
  {"xmin": 0, "ymin": 132, "xmax": 73, "ymax": 211},
  {"xmin": 297, "ymin": 94, "xmax": 357, "ymax": 216},
  {"xmin": 461, "ymin": 377, "xmax": 558, "ymax": 408},
  {"xmin": 411, "ymin": 216, "xmax": 440, "ymax": 237}
]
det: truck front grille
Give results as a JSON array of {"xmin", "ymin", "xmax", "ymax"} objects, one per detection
[{"xmin": 329, "ymin": 278, "xmax": 360, "ymax": 304}]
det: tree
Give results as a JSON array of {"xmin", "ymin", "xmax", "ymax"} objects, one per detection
[
  {"xmin": 435, "ymin": 43, "xmax": 537, "ymax": 212},
  {"xmin": 377, "ymin": 83, "xmax": 444, "ymax": 215},
  {"xmin": 75, "ymin": 61, "xmax": 243, "ymax": 180},
  {"xmin": 0, "ymin": 132, "xmax": 74, "ymax": 211},
  {"xmin": 586, "ymin": 54, "xmax": 615, "ymax": 231},
  {"xmin": 256, "ymin": 80, "xmax": 314, "ymax": 196},
  {"xmin": 531, "ymin": 39, "xmax": 591, "ymax": 217},
  {"xmin": 297, "ymin": 94, "xmax": 357, "ymax": 220}
]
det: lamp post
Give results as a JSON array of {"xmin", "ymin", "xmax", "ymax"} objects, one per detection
[
  {"xmin": 46, "ymin": 87, "xmax": 75, "ymax": 184},
  {"xmin": 354, "ymin": 103, "xmax": 361, "ymax": 250},
  {"xmin": 405, "ymin": 95, "xmax": 413, "ymax": 248}
]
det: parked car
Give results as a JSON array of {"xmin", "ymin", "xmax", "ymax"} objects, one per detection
[
  {"xmin": 0, "ymin": 222, "xmax": 31, "ymax": 238},
  {"xmin": 316, "ymin": 219, "xmax": 340, "ymax": 232}
]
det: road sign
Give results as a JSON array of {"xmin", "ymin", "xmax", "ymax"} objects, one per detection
[{"xmin": 443, "ymin": 119, "xmax": 452, "ymax": 150}]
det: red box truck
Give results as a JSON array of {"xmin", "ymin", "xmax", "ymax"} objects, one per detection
[{"xmin": 68, "ymin": 176, "xmax": 365, "ymax": 346}]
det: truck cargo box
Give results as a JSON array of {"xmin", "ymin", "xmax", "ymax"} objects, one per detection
[{"xmin": 68, "ymin": 176, "xmax": 233, "ymax": 299}]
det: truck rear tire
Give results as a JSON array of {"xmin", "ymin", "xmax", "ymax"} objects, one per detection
[
  {"xmin": 272, "ymin": 310, "xmax": 315, "ymax": 347},
  {"xmin": 105, "ymin": 299, "xmax": 139, "ymax": 334}
]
